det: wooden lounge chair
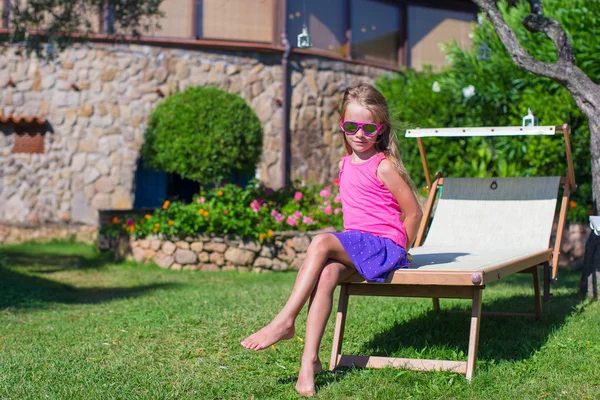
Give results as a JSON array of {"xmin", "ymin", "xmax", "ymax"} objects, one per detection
[{"xmin": 329, "ymin": 125, "xmax": 575, "ymax": 380}]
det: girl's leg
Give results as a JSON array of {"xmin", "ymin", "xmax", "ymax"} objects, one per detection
[
  {"xmin": 241, "ymin": 234, "xmax": 353, "ymax": 350},
  {"xmin": 296, "ymin": 260, "xmax": 355, "ymax": 396}
]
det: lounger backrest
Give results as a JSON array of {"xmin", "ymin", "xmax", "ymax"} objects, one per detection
[{"xmin": 423, "ymin": 177, "xmax": 561, "ymax": 250}]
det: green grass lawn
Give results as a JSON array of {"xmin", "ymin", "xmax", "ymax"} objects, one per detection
[{"xmin": 0, "ymin": 242, "xmax": 598, "ymax": 399}]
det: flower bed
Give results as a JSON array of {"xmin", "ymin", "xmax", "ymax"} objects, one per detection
[
  {"xmin": 98, "ymin": 180, "xmax": 344, "ymax": 271},
  {"xmin": 101, "ymin": 180, "xmax": 344, "ymax": 241}
]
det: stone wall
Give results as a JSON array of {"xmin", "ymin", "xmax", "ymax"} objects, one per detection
[
  {"xmin": 286, "ymin": 58, "xmax": 391, "ymax": 183},
  {"xmin": 0, "ymin": 43, "xmax": 390, "ymax": 229},
  {"xmin": 0, "ymin": 223, "xmax": 97, "ymax": 245},
  {"xmin": 557, "ymin": 222, "xmax": 591, "ymax": 269},
  {"xmin": 109, "ymin": 231, "xmax": 317, "ymax": 273}
]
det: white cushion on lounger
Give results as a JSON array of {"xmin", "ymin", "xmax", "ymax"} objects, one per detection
[{"xmin": 408, "ymin": 246, "xmax": 547, "ymax": 271}]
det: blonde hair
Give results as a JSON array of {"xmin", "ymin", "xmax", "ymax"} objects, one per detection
[{"xmin": 340, "ymin": 83, "xmax": 416, "ymax": 191}]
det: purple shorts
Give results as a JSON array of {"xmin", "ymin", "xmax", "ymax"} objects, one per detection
[{"xmin": 331, "ymin": 230, "xmax": 410, "ymax": 282}]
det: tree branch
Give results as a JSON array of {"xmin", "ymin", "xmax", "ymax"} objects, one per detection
[
  {"xmin": 472, "ymin": 0, "xmax": 600, "ymax": 111},
  {"xmin": 7, "ymin": 0, "xmax": 163, "ymax": 57},
  {"xmin": 522, "ymin": 0, "xmax": 574, "ymax": 64},
  {"xmin": 472, "ymin": 0, "xmax": 557, "ymax": 78}
]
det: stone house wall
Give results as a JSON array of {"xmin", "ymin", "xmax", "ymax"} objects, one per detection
[{"xmin": 0, "ymin": 43, "xmax": 390, "ymax": 229}]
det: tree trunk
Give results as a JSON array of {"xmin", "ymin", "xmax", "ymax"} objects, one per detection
[
  {"xmin": 582, "ymin": 110, "xmax": 600, "ymax": 216},
  {"xmin": 581, "ymin": 118, "xmax": 600, "ymax": 298}
]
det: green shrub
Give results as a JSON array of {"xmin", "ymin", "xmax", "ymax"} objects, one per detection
[
  {"xmin": 377, "ymin": 0, "xmax": 594, "ymax": 222},
  {"xmin": 101, "ymin": 180, "xmax": 344, "ymax": 241},
  {"xmin": 141, "ymin": 86, "xmax": 263, "ymax": 185}
]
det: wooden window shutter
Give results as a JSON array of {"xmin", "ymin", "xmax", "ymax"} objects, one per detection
[{"xmin": 13, "ymin": 128, "xmax": 45, "ymax": 154}]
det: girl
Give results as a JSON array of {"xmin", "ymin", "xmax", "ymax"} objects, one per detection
[{"xmin": 241, "ymin": 83, "xmax": 422, "ymax": 396}]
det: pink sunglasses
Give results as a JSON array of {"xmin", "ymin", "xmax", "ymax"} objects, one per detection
[{"xmin": 340, "ymin": 120, "xmax": 383, "ymax": 137}]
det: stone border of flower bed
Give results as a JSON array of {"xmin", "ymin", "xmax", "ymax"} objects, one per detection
[{"xmin": 102, "ymin": 230, "xmax": 329, "ymax": 272}]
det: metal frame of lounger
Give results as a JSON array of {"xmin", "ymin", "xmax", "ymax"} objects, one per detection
[{"xmin": 329, "ymin": 125, "xmax": 575, "ymax": 381}]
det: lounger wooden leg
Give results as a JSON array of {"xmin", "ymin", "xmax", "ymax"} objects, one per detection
[
  {"xmin": 329, "ymin": 284, "xmax": 350, "ymax": 371},
  {"xmin": 432, "ymin": 298, "xmax": 440, "ymax": 312},
  {"xmin": 466, "ymin": 288, "xmax": 482, "ymax": 381},
  {"xmin": 533, "ymin": 266, "xmax": 542, "ymax": 319},
  {"xmin": 543, "ymin": 261, "xmax": 551, "ymax": 302}
]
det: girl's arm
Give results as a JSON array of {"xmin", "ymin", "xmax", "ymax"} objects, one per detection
[{"xmin": 377, "ymin": 159, "xmax": 423, "ymax": 250}]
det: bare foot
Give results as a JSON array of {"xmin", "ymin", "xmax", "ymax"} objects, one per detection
[
  {"xmin": 295, "ymin": 358, "xmax": 322, "ymax": 397},
  {"xmin": 314, "ymin": 358, "xmax": 323, "ymax": 374},
  {"xmin": 240, "ymin": 320, "xmax": 295, "ymax": 350}
]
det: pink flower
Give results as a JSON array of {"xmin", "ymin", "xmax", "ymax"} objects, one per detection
[
  {"xmin": 334, "ymin": 195, "xmax": 341, "ymax": 203},
  {"xmin": 197, "ymin": 197, "xmax": 205, "ymax": 204},
  {"xmin": 293, "ymin": 211, "xmax": 302, "ymax": 219},
  {"xmin": 323, "ymin": 205, "xmax": 332, "ymax": 215},
  {"xmin": 334, "ymin": 208, "xmax": 342, "ymax": 214},
  {"xmin": 126, "ymin": 218, "xmax": 134, "ymax": 226},
  {"xmin": 271, "ymin": 209, "xmax": 284, "ymax": 223},
  {"xmin": 286, "ymin": 216, "xmax": 297, "ymax": 226},
  {"xmin": 302, "ymin": 216, "xmax": 313, "ymax": 225},
  {"xmin": 265, "ymin": 187, "xmax": 274, "ymax": 195},
  {"xmin": 319, "ymin": 187, "xmax": 331, "ymax": 198},
  {"xmin": 294, "ymin": 191, "xmax": 303, "ymax": 201},
  {"xmin": 250, "ymin": 199, "xmax": 261, "ymax": 212}
]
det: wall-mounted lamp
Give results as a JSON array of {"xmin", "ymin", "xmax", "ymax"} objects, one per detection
[{"xmin": 297, "ymin": 25, "xmax": 312, "ymax": 49}]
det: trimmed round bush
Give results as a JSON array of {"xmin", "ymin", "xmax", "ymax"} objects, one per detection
[{"xmin": 142, "ymin": 86, "xmax": 263, "ymax": 184}]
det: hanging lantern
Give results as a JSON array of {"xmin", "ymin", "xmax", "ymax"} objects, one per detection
[
  {"xmin": 477, "ymin": 41, "xmax": 492, "ymax": 61},
  {"xmin": 522, "ymin": 108, "xmax": 539, "ymax": 127}
]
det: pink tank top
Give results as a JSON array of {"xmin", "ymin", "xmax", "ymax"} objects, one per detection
[{"xmin": 338, "ymin": 152, "xmax": 408, "ymax": 248}]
